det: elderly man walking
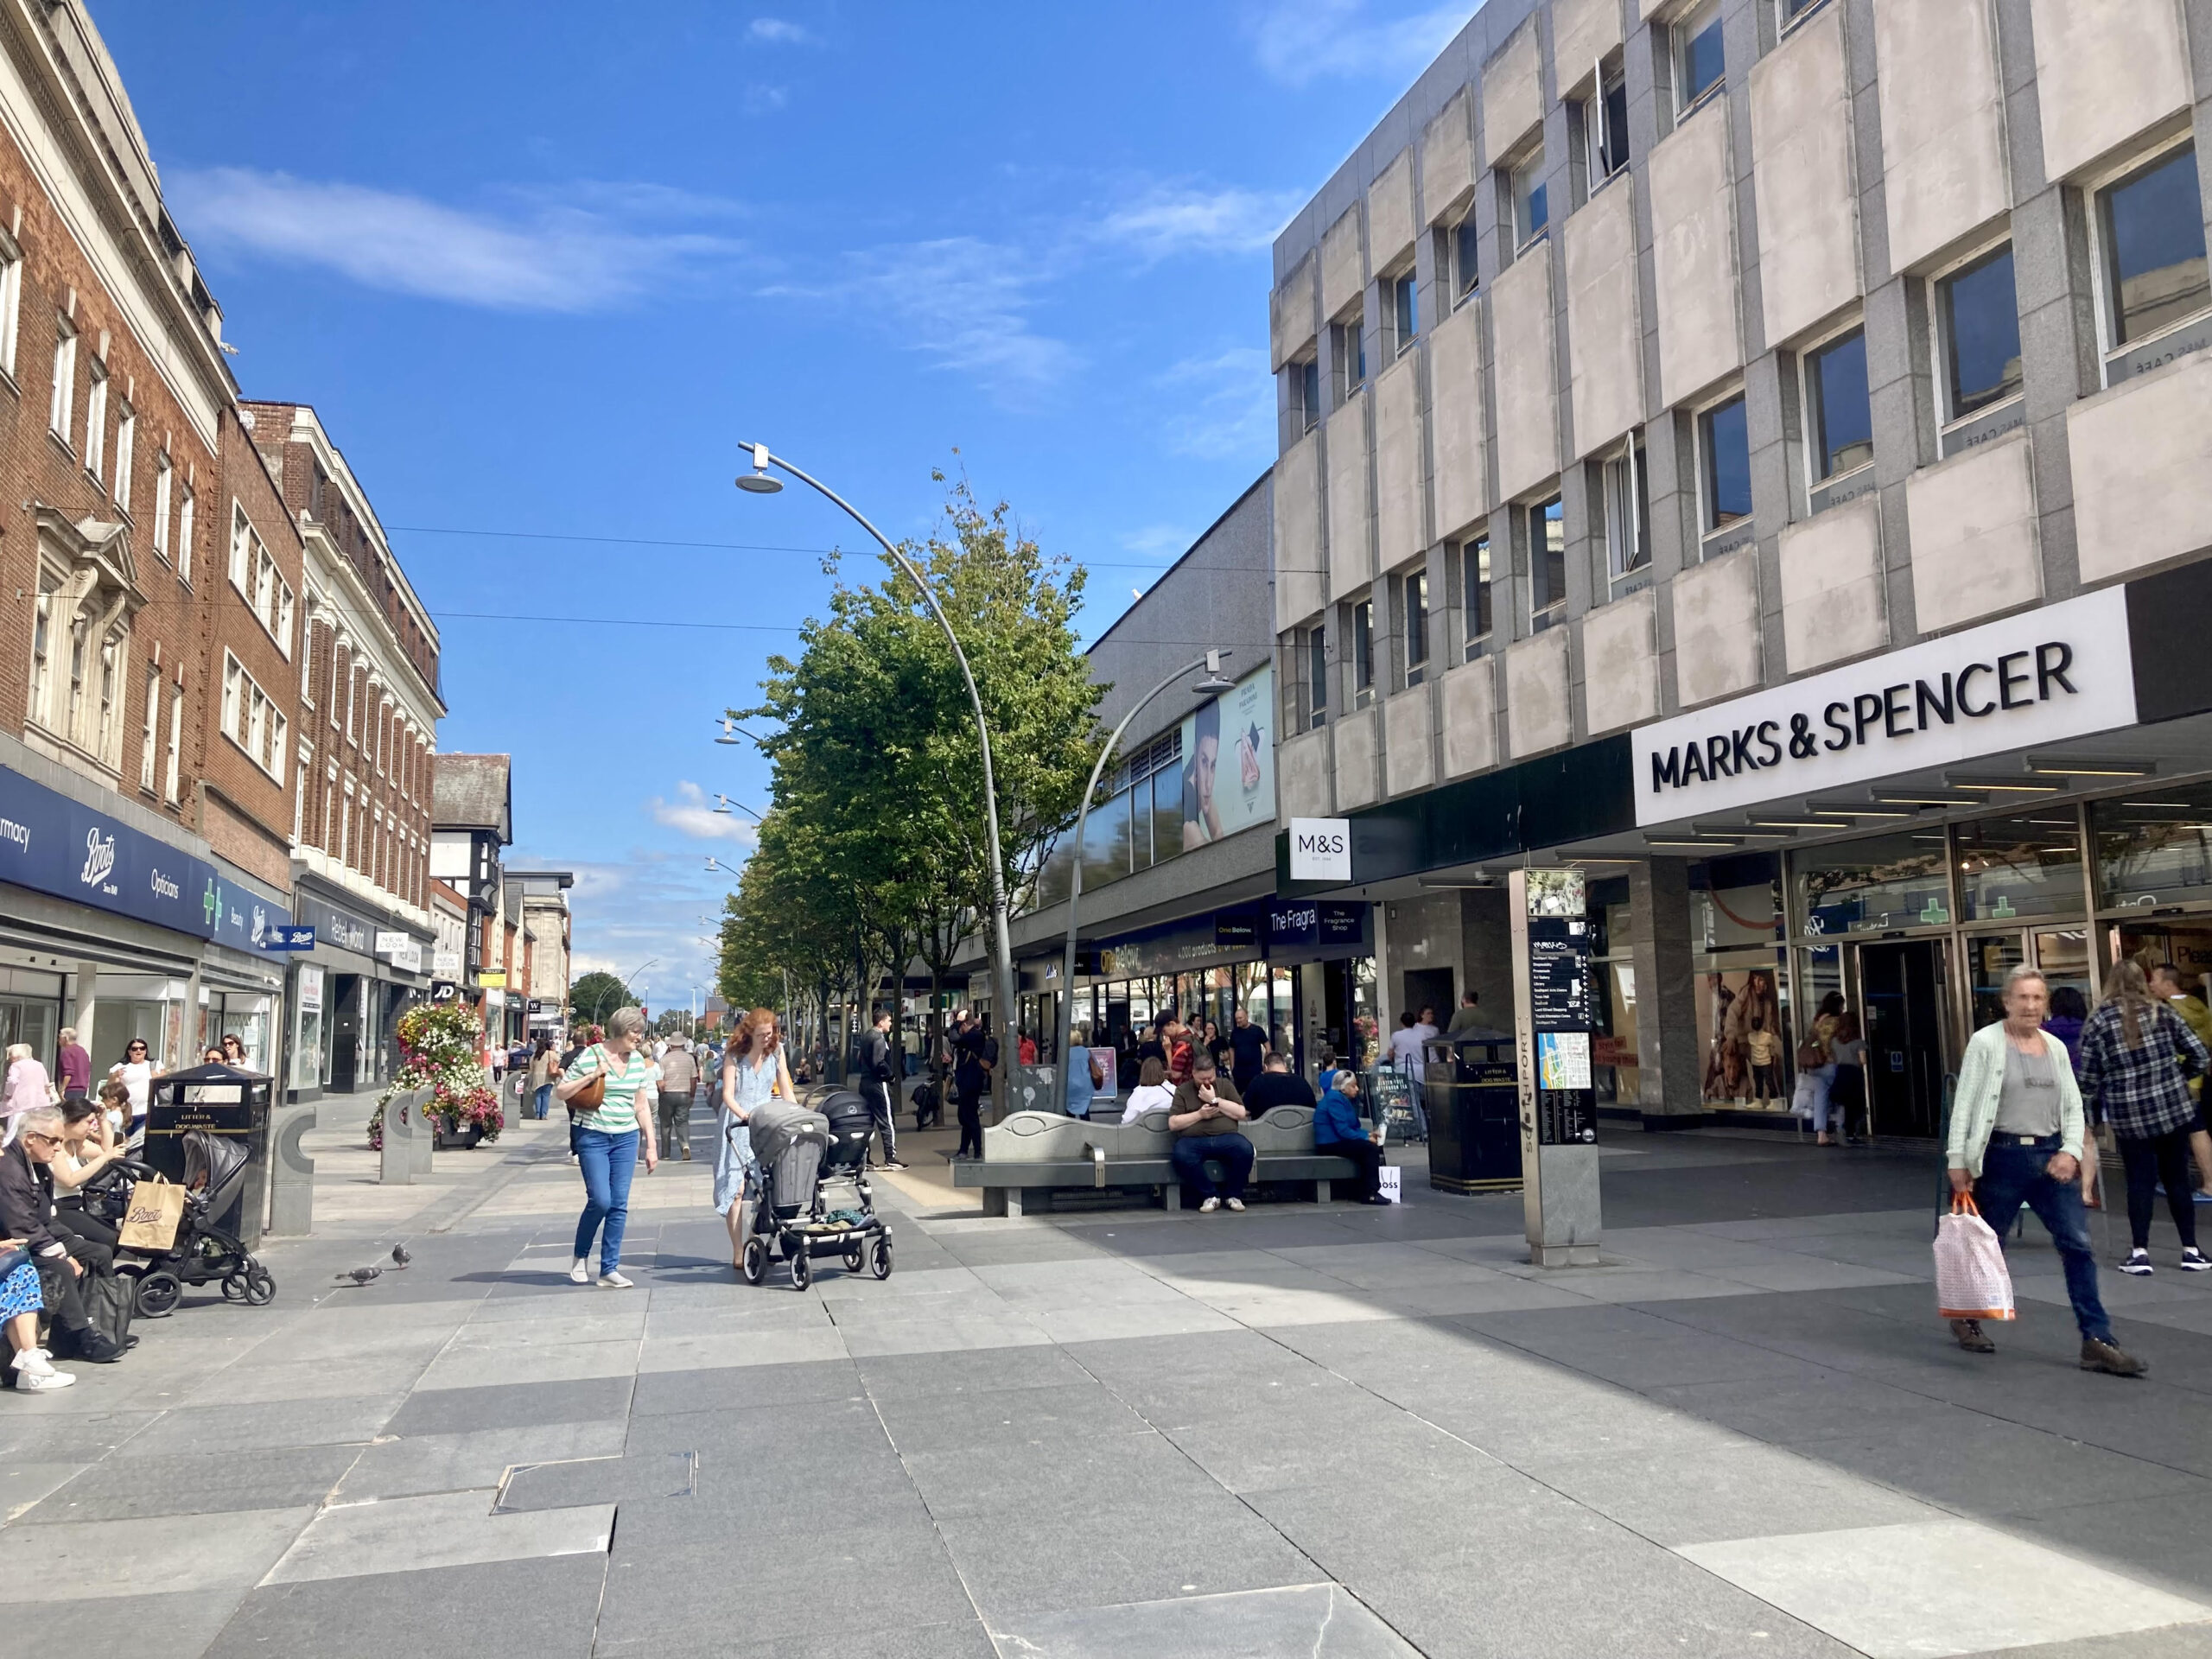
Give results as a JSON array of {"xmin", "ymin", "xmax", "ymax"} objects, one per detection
[{"xmin": 1946, "ymin": 964, "xmax": 2145, "ymax": 1376}]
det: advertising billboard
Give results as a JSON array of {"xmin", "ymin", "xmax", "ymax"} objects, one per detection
[{"xmin": 1178, "ymin": 663, "xmax": 1273, "ymax": 851}]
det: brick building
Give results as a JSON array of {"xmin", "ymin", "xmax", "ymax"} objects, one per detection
[
  {"xmin": 0, "ymin": 1, "xmax": 296, "ymax": 1074},
  {"xmin": 241, "ymin": 401, "xmax": 442, "ymax": 1097}
]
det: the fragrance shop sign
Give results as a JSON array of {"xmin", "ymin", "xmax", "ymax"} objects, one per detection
[{"xmin": 1630, "ymin": 588, "xmax": 2137, "ymax": 825}]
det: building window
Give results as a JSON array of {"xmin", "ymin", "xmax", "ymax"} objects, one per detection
[
  {"xmin": 294, "ymin": 762, "xmax": 308, "ymax": 843},
  {"xmin": 2097, "ymin": 143, "xmax": 2209, "ymax": 350},
  {"xmin": 1334, "ymin": 311, "xmax": 1365, "ymax": 403},
  {"xmin": 28, "ymin": 567, "xmax": 58, "ymax": 724},
  {"xmin": 139, "ymin": 666, "xmax": 159, "ymax": 791},
  {"xmin": 1675, "ymin": 0, "xmax": 1725, "ymax": 114},
  {"xmin": 1304, "ymin": 624, "xmax": 1327, "ymax": 728},
  {"xmin": 220, "ymin": 652, "xmax": 286, "ymax": 781},
  {"xmin": 151, "ymin": 458, "xmax": 171, "ymax": 561},
  {"xmin": 1699, "ymin": 395, "xmax": 1751, "ymax": 536},
  {"xmin": 1351, "ymin": 599, "xmax": 1375, "ymax": 709},
  {"xmin": 48, "ymin": 324, "xmax": 74, "ymax": 442},
  {"xmin": 163, "ymin": 681, "xmax": 181, "ymax": 803},
  {"xmin": 1452, "ymin": 214, "xmax": 1480, "ymax": 303},
  {"xmin": 1293, "ymin": 356, "xmax": 1320, "ymax": 433},
  {"xmin": 1402, "ymin": 569, "xmax": 1430, "ymax": 686},
  {"xmin": 1781, "ymin": 0, "xmax": 1828, "ymax": 28},
  {"xmin": 1936, "ymin": 244, "xmax": 2023, "ymax": 420},
  {"xmin": 230, "ymin": 503, "xmax": 296, "ymax": 650},
  {"xmin": 1530, "ymin": 496, "xmax": 1566, "ymax": 627},
  {"xmin": 1605, "ymin": 439, "xmax": 1651, "ymax": 580},
  {"xmin": 1594, "ymin": 68, "xmax": 1630, "ymax": 181},
  {"xmin": 82, "ymin": 363, "xmax": 105, "ymax": 479},
  {"xmin": 95, "ymin": 633, "xmax": 120, "ymax": 764},
  {"xmin": 1806, "ymin": 327, "xmax": 1873, "ymax": 480},
  {"xmin": 0, "ymin": 239, "xmax": 20, "ymax": 379},
  {"xmin": 112, "ymin": 404, "xmax": 134, "ymax": 516},
  {"xmin": 1389, "ymin": 273, "xmax": 1417, "ymax": 356},
  {"xmin": 229, "ymin": 503, "xmax": 252, "ymax": 589},
  {"xmin": 1461, "ymin": 536, "xmax": 1493, "ymax": 656},
  {"xmin": 1511, "ymin": 144, "xmax": 1548, "ymax": 247},
  {"xmin": 176, "ymin": 485, "xmax": 194, "ymax": 584}
]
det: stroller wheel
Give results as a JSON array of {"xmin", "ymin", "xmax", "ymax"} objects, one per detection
[
  {"xmin": 870, "ymin": 1236, "xmax": 894, "ymax": 1280},
  {"xmin": 740, "ymin": 1237, "xmax": 766, "ymax": 1286},
  {"xmin": 789, "ymin": 1249, "xmax": 811, "ymax": 1292},
  {"xmin": 842, "ymin": 1243, "xmax": 865, "ymax": 1274},
  {"xmin": 243, "ymin": 1267, "xmax": 276, "ymax": 1306},
  {"xmin": 137, "ymin": 1270, "xmax": 182, "ymax": 1319},
  {"xmin": 221, "ymin": 1273, "xmax": 249, "ymax": 1303}
]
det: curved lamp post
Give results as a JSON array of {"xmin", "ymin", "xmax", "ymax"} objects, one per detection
[
  {"xmin": 735, "ymin": 442, "xmax": 1024, "ymax": 1117},
  {"xmin": 1052, "ymin": 651, "xmax": 1234, "ymax": 1112}
]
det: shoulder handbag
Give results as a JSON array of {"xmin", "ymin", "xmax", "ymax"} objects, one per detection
[
  {"xmin": 1795, "ymin": 1038, "xmax": 1827, "ymax": 1069},
  {"xmin": 567, "ymin": 1045, "xmax": 610, "ymax": 1119}
]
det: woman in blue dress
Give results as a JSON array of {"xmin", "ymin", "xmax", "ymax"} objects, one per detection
[
  {"xmin": 0, "ymin": 1248, "xmax": 68, "ymax": 1389},
  {"xmin": 717, "ymin": 1007, "xmax": 798, "ymax": 1271}
]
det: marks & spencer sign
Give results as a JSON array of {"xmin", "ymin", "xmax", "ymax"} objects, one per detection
[{"xmin": 1630, "ymin": 589, "xmax": 2137, "ymax": 826}]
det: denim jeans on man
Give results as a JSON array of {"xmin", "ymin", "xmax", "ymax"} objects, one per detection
[
  {"xmin": 574, "ymin": 1127, "xmax": 639, "ymax": 1274},
  {"xmin": 1974, "ymin": 1133, "xmax": 2113, "ymax": 1342},
  {"xmin": 1172, "ymin": 1133, "xmax": 1254, "ymax": 1202}
]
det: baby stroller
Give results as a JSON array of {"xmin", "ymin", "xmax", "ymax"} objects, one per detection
[
  {"xmin": 86, "ymin": 1130, "xmax": 275, "ymax": 1316},
  {"xmin": 739, "ymin": 1092, "xmax": 893, "ymax": 1290}
]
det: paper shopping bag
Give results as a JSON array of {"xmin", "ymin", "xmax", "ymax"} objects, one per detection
[
  {"xmin": 118, "ymin": 1177, "xmax": 186, "ymax": 1252},
  {"xmin": 1934, "ymin": 1195, "xmax": 2015, "ymax": 1321}
]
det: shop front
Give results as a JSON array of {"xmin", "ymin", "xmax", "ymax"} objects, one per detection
[
  {"xmin": 289, "ymin": 882, "xmax": 432, "ymax": 1099},
  {"xmin": 1279, "ymin": 564, "xmax": 2212, "ymax": 1137}
]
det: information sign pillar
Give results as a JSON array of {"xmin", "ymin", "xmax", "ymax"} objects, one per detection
[{"xmin": 1510, "ymin": 868, "xmax": 1603, "ymax": 1266}]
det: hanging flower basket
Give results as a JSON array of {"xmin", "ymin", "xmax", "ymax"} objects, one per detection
[{"xmin": 369, "ymin": 1001, "xmax": 505, "ymax": 1149}]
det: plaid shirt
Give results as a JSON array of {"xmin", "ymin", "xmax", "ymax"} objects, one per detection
[{"xmin": 2076, "ymin": 1001, "xmax": 2210, "ymax": 1140}]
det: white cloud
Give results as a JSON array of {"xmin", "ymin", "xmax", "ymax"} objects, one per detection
[
  {"xmin": 748, "ymin": 17, "xmax": 817, "ymax": 45},
  {"xmin": 647, "ymin": 781, "xmax": 760, "ymax": 843},
  {"xmin": 798, "ymin": 237, "xmax": 1081, "ymax": 403},
  {"xmin": 169, "ymin": 168, "xmax": 743, "ymax": 312},
  {"xmin": 1121, "ymin": 524, "xmax": 1195, "ymax": 559},
  {"xmin": 743, "ymin": 84, "xmax": 790, "ymax": 115},
  {"xmin": 1157, "ymin": 346, "xmax": 1274, "ymax": 462},
  {"xmin": 1098, "ymin": 185, "xmax": 1301, "ymax": 259},
  {"xmin": 1248, "ymin": 0, "xmax": 1474, "ymax": 87}
]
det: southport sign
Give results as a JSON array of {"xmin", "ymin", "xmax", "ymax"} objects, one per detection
[{"xmin": 1630, "ymin": 588, "xmax": 2138, "ymax": 826}]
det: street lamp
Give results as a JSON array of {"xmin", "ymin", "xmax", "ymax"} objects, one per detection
[
  {"xmin": 712, "ymin": 795, "xmax": 766, "ymax": 824},
  {"xmin": 735, "ymin": 440, "xmax": 1026, "ymax": 1116},
  {"xmin": 1052, "ymin": 652, "xmax": 1234, "ymax": 1109},
  {"xmin": 716, "ymin": 717, "xmax": 773, "ymax": 747},
  {"xmin": 588, "ymin": 957, "xmax": 659, "ymax": 1027}
]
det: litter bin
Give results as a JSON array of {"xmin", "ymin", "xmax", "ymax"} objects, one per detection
[
  {"xmin": 1427, "ymin": 1031, "xmax": 1521, "ymax": 1193},
  {"xmin": 143, "ymin": 1063, "xmax": 273, "ymax": 1249}
]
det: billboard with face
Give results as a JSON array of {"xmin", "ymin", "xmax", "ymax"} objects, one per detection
[{"xmin": 1179, "ymin": 664, "xmax": 1273, "ymax": 849}]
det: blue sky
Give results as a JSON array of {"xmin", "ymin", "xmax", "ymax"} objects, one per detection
[{"xmin": 95, "ymin": 0, "xmax": 1472, "ymax": 1007}]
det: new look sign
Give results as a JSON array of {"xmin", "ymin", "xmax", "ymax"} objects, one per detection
[{"xmin": 1630, "ymin": 588, "xmax": 2138, "ymax": 826}]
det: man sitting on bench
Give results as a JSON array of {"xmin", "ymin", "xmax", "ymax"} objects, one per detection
[{"xmin": 1169, "ymin": 1054, "xmax": 1251, "ymax": 1215}]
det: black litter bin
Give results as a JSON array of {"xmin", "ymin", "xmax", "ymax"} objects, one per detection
[
  {"xmin": 143, "ymin": 1064, "xmax": 273, "ymax": 1249},
  {"xmin": 1427, "ymin": 1031, "xmax": 1521, "ymax": 1193}
]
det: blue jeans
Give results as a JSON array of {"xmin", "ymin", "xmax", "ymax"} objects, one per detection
[
  {"xmin": 1974, "ymin": 1134, "xmax": 2112, "ymax": 1341},
  {"xmin": 533, "ymin": 1084, "xmax": 552, "ymax": 1120},
  {"xmin": 1172, "ymin": 1133, "xmax": 1254, "ymax": 1202},
  {"xmin": 574, "ymin": 1128, "xmax": 639, "ymax": 1274}
]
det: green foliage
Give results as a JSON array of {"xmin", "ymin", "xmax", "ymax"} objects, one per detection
[
  {"xmin": 717, "ymin": 469, "xmax": 1103, "ymax": 1025},
  {"xmin": 569, "ymin": 971, "xmax": 632, "ymax": 1026}
]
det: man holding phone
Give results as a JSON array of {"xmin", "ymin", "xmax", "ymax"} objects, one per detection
[{"xmin": 1169, "ymin": 1052, "xmax": 1252, "ymax": 1213}]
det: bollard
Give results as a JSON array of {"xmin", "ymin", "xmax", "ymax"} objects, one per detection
[
  {"xmin": 268, "ymin": 1101, "xmax": 318, "ymax": 1233},
  {"xmin": 379, "ymin": 1088, "xmax": 423, "ymax": 1185},
  {"xmin": 413, "ymin": 1095, "xmax": 436, "ymax": 1178}
]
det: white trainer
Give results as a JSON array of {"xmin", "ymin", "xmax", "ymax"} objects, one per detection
[
  {"xmin": 1198, "ymin": 1197, "xmax": 1220, "ymax": 1213},
  {"xmin": 599, "ymin": 1270, "xmax": 633, "ymax": 1289},
  {"xmin": 11, "ymin": 1349, "xmax": 73, "ymax": 1390},
  {"xmin": 569, "ymin": 1258, "xmax": 591, "ymax": 1284},
  {"xmin": 1224, "ymin": 1198, "xmax": 1246, "ymax": 1212}
]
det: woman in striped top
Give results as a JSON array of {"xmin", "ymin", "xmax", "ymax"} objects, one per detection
[{"xmin": 555, "ymin": 1006, "xmax": 659, "ymax": 1288}]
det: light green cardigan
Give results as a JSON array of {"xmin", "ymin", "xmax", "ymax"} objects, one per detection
[{"xmin": 1945, "ymin": 1021, "xmax": 2084, "ymax": 1177}]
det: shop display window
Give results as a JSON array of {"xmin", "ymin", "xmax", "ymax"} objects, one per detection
[
  {"xmin": 1955, "ymin": 812, "xmax": 2083, "ymax": 922},
  {"xmin": 1795, "ymin": 830, "xmax": 1953, "ymax": 936},
  {"xmin": 1692, "ymin": 855, "xmax": 1788, "ymax": 1109},
  {"xmin": 2093, "ymin": 785, "xmax": 2212, "ymax": 908},
  {"xmin": 1964, "ymin": 932, "xmax": 2025, "ymax": 1032}
]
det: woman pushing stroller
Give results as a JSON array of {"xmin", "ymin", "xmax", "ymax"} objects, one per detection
[{"xmin": 716, "ymin": 1007, "xmax": 797, "ymax": 1273}]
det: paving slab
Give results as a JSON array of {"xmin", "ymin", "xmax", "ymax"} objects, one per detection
[
  {"xmin": 986, "ymin": 1581, "xmax": 1418, "ymax": 1657},
  {"xmin": 264, "ymin": 1486, "xmax": 613, "ymax": 1582},
  {"xmin": 207, "ymin": 1551, "xmax": 607, "ymax": 1659},
  {"xmin": 334, "ymin": 1418, "xmax": 630, "ymax": 1501},
  {"xmin": 17, "ymin": 1444, "xmax": 359, "ymax": 1524},
  {"xmin": 1678, "ymin": 1518, "xmax": 2212, "ymax": 1658},
  {"xmin": 0, "ymin": 1505, "xmax": 315, "ymax": 1600}
]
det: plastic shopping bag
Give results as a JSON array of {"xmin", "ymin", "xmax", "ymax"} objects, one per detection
[
  {"xmin": 1934, "ymin": 1195, "xmax": 2016, "ymax": 1321},
  {"xmin": 1789, "ymin": 1070, "xmax": 1818, "ymax": 1119}
]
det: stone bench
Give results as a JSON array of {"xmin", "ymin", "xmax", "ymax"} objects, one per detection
[{"xmin": 951, "ymin": 1106, "xmax": 1361, "ymax": 1217}]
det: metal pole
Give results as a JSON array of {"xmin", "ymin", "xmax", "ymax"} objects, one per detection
[
  {"xmin": 1053, "ymin": 655, "xmax": 1219, "ymax": 1114},
  {"xmin": 742, "ymin": 444, "xmax": 1022, "ymax": 1121}
]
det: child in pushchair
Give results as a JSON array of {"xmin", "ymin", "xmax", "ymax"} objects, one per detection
[{"xmin": 739, "ymin": 1091, "xmax": 893, "ymax": 1289}]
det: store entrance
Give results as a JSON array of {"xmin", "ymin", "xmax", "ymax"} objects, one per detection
[{"xmin": 1855, "ymin": 939, "xmax": 1950, "ymax": 1140}]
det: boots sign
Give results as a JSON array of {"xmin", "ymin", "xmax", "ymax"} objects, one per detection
[{"xmin": 1630, "ymin": 588, "xmax": 2137, "ymax": 825}]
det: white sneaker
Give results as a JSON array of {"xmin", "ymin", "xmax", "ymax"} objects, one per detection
[
  {"xmin": 10, "ymin": 1349, "xmax": 73, "ymax": 1390},
  {"xmin": 569, "ymin": 1258, "xmax": 591, "ymax": 1284},
  {"xmin": 1224, "ymin": 1198, "xmax": 1246, "ymax": 1212},
  {"xmin": 1198, "ymin": 1197, "xmax": 1220, "ymax": 1214},
  {"xmin": 599, "ymin": 1270, "xmax": 633, "ymax": 1289}
]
